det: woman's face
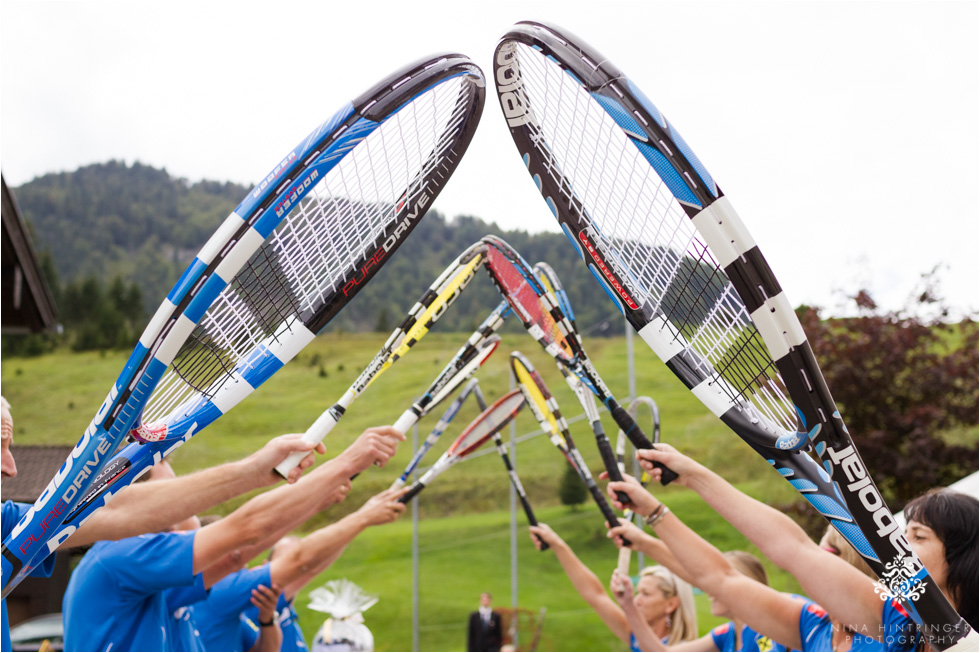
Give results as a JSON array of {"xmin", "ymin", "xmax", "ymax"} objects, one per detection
[
  {"xmin": 906, "ymin": 520, "xmax": 948, "ymax": 591},
  {"xmin": 633, "ymin": 575, "xmax": 675, "ymax": 625}
]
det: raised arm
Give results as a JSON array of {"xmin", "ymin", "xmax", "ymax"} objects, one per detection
[
  {"xmin": 528, "ymin": 523, "xmax": 630, "ymax": 645},
  {"xmin": 268, "ymin": 487, "xmax": 406, "ymax": 589},
  {"xmin": 62, "ymin": 433, "xmax": 325, "ymax": 548},
  {"xmin": 197, "ymin": 426, "xmax": 404, "ymax": 585},
  {"xmin": 636, "ymin": 444, "xmax": 884, "ymax": 636},
  {"xmin": 248, "ymin": 584, "xmax": 284, "ymax": 653},
  {"xmin": 606, "ymin": 476, "xmax": 807, "ymax": 650}
]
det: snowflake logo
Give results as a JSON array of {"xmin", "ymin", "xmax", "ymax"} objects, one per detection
[{"xmin": 873, "ymin": 557, "xmax": 926, "ymax": 602}]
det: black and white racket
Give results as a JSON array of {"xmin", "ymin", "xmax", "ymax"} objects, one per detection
[
  {"xmin": 493, "ymin": 21, "xmax": 973, "ymax": 649},
  {"xmin": 509, "ymin": 351, "xmax": 625, "ymax": 540},
  {"xmin": 398, "ymin": 389, "xmax": 526, "ymax": 504},
  {"xmin": 1, "ymin": 53, "xmax": 485, "ymax": 595}
]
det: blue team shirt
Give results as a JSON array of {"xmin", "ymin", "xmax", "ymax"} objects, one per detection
[
  {"xmin": 62, "ymin": 531, "xmax": 202, "ymax": 652},
  {"xmin": 242, "ymin": 593, "xmax": 309, "ymax": 652},
  {"xmin": 797, "ymin": 598, "xmax": 918, "ymax": 652},
  {"xmin": 2, "ymin": 501, "xmax": 56, "ymax": 652},
  {"xmin": 193, "ymin": 564, "xmax": 272, "ymax": 651},
  {"xmin": 710, "ymin": 621, "xmax": 788, "ymax": 652}
]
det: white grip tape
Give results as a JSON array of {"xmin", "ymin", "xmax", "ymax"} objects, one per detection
[
  {"xmin": 389, "ymin": 477, "xmax": 407, "ymax": 491},
  {"xmin": 274, "ymin": 409, "xmax": 339, "ymax": 478},
  {"xmin": 616, "ymin": 546, "xmax": 631, "ymax": 576},
  {"xmin": 393, "ymin": 410, "xmax": 419, "ymax": 436}
]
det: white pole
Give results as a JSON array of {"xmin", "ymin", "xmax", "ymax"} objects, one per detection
[
  {"xmin": 509, "ymin": 367, "xmax": 519, "ymax": 648},
  {"xmin": 411, "ymin": 423, "xmax": 419, "ymax": 652}
]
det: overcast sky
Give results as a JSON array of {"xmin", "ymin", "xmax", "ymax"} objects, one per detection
[{"xmin": 2, "ymin": 1, "xmax": 977, "ymax": 317}]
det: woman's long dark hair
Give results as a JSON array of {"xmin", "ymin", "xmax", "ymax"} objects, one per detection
[{"xmin": 904, "ymin": 488, "xmax": 978, "ymax": 630}]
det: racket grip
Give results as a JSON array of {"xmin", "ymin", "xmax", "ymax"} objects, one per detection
[
  {"xmin": 398, "ymin": 482, "xmax": 424, "ymax": 504},
  {"xmin": 274, "ymin": 408, "xmax": 341, "ymax": 478},
  {"xmin": 596, "ymin": 430, "xmax": 631, "ymax": 505},
  {"xmin": 393, "ymin": 409, "xmax": 419, "ymax": 436},
  {"xmin": 616, "ymin": 546, "xmax": 631, "ymax": 575},
  {"xmin": 609, "ymin": 406, "xmax": 678, "ymax": 485},
  {"xmin": 389, "ymin": 477, "xmax": 407, "ymax": 491},
  {"xmin": 590, "ymin": 486, "xmax": 630, "ymax": 547}
]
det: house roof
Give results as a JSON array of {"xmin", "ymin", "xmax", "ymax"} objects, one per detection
[
  {"xmin": 3, "ymin": 445, "xmax": 75, "ymax": 503},
  {"xmin": 2, "ymin": 174, "xmax": 58, "ymax": 334}
]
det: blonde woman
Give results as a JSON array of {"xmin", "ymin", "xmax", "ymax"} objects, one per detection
[{"xmin": 528, "ymin": 523, "xmax": 697, "ymax": 650}]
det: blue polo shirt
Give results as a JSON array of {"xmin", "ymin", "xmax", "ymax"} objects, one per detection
[
  {"xmin": 710, "ymin": 620, "xmax": 789, "ymax": 651},
  {"xmin": 62, "ymin": 530, "xmax": 201, "ymax": 652},
  {"xmin": 192, "ymin": 564, "xmax": 272, "ymax": 651},
  {"xmin": 2, "ymin": 501, "xmax": 57, "ymax": 652},
  {"xmin": 797, "ymin": 598, "xmax": 919, "ymax": 652},
  {"xmin": 243, "ymin": 593, "xmax": 309, "ymax": 652}
]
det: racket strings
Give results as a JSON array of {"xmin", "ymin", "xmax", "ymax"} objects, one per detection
[
  {"xmin": 139, "ymin": 75, "xmax": 476, "ymax": 426},
  {"xmin": 485, "ymin": 246, "xmax": 573, "ymax": 361},
  {"xmin": 456, "ymin": 393, "xmax": 525, "ymax": 455},
  {"xmin": 508, "ymin": 42, "xmax": 797, "ymax": 435}
]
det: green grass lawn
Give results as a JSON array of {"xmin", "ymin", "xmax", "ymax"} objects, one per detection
[{"xmin": 0, "ymin": 331, "xmax": 973, "ymax": 650}]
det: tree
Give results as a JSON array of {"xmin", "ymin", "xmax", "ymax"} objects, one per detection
[
  {"xmin": 558, "ymin": 463, "xmax": 587, "ymax": 508},
  {"xmin": 797, "ymin": 282, "xmax": 978, "ymax": 510}
]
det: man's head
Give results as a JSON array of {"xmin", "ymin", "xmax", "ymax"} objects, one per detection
[
  {"xmin": 2, "ymin": 396, "xmax": 17, "ymax": 480},
  {"xmin": 479, "ymin": 592, "xmax": 492, "ymax": 608}
]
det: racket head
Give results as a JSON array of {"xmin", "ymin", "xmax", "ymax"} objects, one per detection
[
  {"xmin": 509, "ymin": 351, "xmax": 573, "ymax": 452},
  {"xmin": 448, "ymin": 389, "xmax": 526, "ymax": 457},
  {"xmin": 131, "ymin": 55, "xmax": 487, "ymax": 444},
  {"xmin": 493, "ymin": 24, "xmax": 804, "ymax": 454},
  {"xmin": 481, "ymin": 235, "xmax": 577, "ymax": 366}
]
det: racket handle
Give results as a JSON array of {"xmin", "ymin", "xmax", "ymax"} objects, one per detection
[
  {"xmin": 617, "ymin": 546, "xmax": 631, "ymax": 575},
  {"xmin": 589, "ymin": 485, "xmax": 630, "ymax": 547},
  {"xmin": 609, "ymin": 406, "xmax": 678, "ymax": 485},
  {"xmin": 274, "ymin": 407, "xmax": 341, "ymax": 478},
  {"xmin": 399, "ymin": 481, "xmax": 424, "ymax": 504},
  {"xmin": 393, "ymin": 409, "xmax": 419, "ymax": 436},
  {"xmin": 595, "ymin": 426, "xmax": 631, "ymax": 505},
  {"xmin": 389, "ymin": 477, "xmax": 407, "ymax": 491}
]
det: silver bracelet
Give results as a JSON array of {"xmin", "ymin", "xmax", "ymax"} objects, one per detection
[{"xmin": 644, "ymin": 503, "xmax": 670, "ymax": 527}]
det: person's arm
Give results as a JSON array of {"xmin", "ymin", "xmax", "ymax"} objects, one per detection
[
  {"xmin": 610, "ymin": 568, "xmax": 666, "ymax": 651},
  {"xmin": 198, "ymin": 426, "xmax": 404, "ymax": 586},
  {"xmin": 528, "ymin": 523, "xmax": 630, "ymax": 645},
  {"xmin": 634, "ymin": 444, "xmax": 885, "ymax": 637},
  {"xmin": 268, "ymin": 487, "xmax": 406, "ymax": 589},
  {"xmin": 606, "ymin": 476, "xmax": 807, "ymax": 650},
  {"xmin": 249, "ymin": 584, "xmax": 284, "ymax": 653},
  {"xmin": 62, "ymin": 433, "xmax": 325, "ymax": 548}
]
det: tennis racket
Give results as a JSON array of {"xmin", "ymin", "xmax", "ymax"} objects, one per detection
[
  {"xmin": 398, "ymin": 389, "xmax": 526, "ymax": 503},
  {"xmin": 532, "ymin": 260, "xmax": 676, "ymax": 490},
  {"xmin": 274, "ymin": 239, "xmax": 488, "ymax": 476},
  {"xmin": 493, "ymin": 21, "xmax": 973, "ymax": 649},
  {"xmin": 2, "ymin": 53, "xmax": 486, "ymax": 595},
  {"xmin": 615, "ymin": 396, "xmax": 659, "ymax": 574},
  {"xmin": 389, "ymin": 336, "xmax": 499, "ymax": 489},
  {"xmin": 470, "ymin": 382, "xmax": 545, "ymax": 548},
  {"xmin": 509, "ymin": 351, "xmax": 625, "ymax": 540},
  {"xmin": 481, "ymin": 236, "xmax": 677, "ymax": 492}
]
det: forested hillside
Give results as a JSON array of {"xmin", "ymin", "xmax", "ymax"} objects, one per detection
[{"xmin": 12, "ymin": 160, "xmax": 624, "ymax": 342}]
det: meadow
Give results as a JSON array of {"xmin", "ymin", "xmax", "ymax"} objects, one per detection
[{"xmin": 0, "ymin": 330, "xmax": 869, "ymax": 650}]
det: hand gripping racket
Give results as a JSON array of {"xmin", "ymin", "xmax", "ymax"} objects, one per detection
[
  {"xmin": 398, "ymin": 389, "xmax": 526, "ymax": 504},
  {"xmin": 2, "ymin": 53, "xmax": 485, "ymax": 595},
  {"xmin": 509, "ymin": 351, "xmax": 626, "ymax": 542},
  {"xmin": 274, "ymin": 239, "xmax": 488, "ymax": 476},
  {"xmin": 493, "ymin": 21, "xmax": 973, "ymax": 648},
  {"xmin": 470, "ymin": 382, "xmax": 544, "ymax": 548}
]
